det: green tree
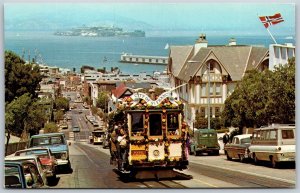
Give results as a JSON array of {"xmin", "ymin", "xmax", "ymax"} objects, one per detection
[
  {"xmin": 54, "ymin": 110, "xmax": 64, "ymax": 123},
  {"xmin": 24, "ymin": 98, "xmax": 49, "ymax": 136},
  {"xmin": 211, "ymin": 118, "xmax": 222, "ymax": 130},
  {"xmin": 5, "ymin": 93, "xmax": 32, "ymax": 155},
  {"xmin": 43, "ymin": 122, "xmax": 59, "ymax": 133},
  {"xmin": 265, "ymin": 58, "xmax": 295, "ymax": 123},
  {"xmin": 83, "ymin": 96, "xmax": 92, "ymax": 105},
  {"xmin": 5, "ymin": 50, "xmax": 42, "ymax": 103},
  {"xmin": 54, "ymin": 97, "xmax": 69, "ymax": 111},
  {"xmin": 221, "ymin": 57, "xmax": 295, "ymax": 129},
  {"xmin": 96, "ymin": 91, "xmax": 109, "ymax": 112},
  {"xmin": 194, "ymin": 112, "xmax": 208, "ymax": 129}
]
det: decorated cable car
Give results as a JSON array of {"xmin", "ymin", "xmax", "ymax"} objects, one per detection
[{"xmin": 111, "ymin": 91, "xmax": 189, "ymax": 179}]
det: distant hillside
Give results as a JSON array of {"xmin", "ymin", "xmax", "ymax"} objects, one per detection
[{"xmin": 4, "ymin": 7, "xmax": 153, "ymax": 31}]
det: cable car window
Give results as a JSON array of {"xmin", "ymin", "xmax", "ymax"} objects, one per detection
[
  {"xmin": 149, "ymin": 114, "xmax": 162, "ymax": 136},
  {"xmin": 131, "ymin": 112, "xmax": 144, "ymax": 136},
  {"xmin": 167, "ymin": 113, "xmax": 179, "ymax": 135},
  {"xmin": 282, "ymin": 129, "xmax": 294, "ymax": 139}
]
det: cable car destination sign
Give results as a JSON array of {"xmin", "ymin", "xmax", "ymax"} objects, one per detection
[{"xmin": 129, "ymin": 92, "xmax": 178, "ymax": 107}]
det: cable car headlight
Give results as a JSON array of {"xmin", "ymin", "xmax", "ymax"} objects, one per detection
[{"xmin": 153, "ymin": 150, "xmax": 160, "ymax": 157}]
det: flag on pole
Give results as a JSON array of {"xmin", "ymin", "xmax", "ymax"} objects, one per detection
[{"xmin": 259, "ymin": 13, "xmax": 284, "ymax": 28}]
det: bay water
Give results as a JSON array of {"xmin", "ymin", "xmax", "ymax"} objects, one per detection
[{"xmin": 4, "ymin": 31, "xmax": 294, "ymax": 74}]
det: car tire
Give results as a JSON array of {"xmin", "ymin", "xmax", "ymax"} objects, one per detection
[
  {"xmin": 195, "ymin": 150, "xmax": 201, "ymax": 156},
  {"xmin": 225, "ymin": 151, "xmax": 232, "ymax": 160},
  {"xmin": 239, "ymin": 154, "xmax": 245, "ymax": 162},
  {"xmin": 66, "ymin": 160, "xmax": 72, "ymax": 173},
  {"xmin": 271, "ymin": 157, "xmax": 277, "ymax": 168},
  {"xmin": 189, "ymin": 149, "xmax": 193, "ymax": 155},
  {"xmin": 214, "ymin": 150, "xmax": 220, "ymax": 156},
  {"xmin": 253, "ymin": 154, "xmax": 259, "ymax": 165}
]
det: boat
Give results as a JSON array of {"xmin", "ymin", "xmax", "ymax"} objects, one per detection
[
  {"xmin": 164, "ymin": 43, "xmax": 169, "ymax": 49},
  {"xmin": 285, "ymin": 36, "xmax": 293, "ymax": 40}
]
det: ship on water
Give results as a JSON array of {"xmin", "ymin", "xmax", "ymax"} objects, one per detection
[{"xmin": 54, "ymin": 25, "xmax": 145, "ymax": 37}]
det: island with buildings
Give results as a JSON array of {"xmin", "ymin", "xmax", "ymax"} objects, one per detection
[{"xmin": 54, "ymin": 25, "xmax": 145, "ymax": 37}]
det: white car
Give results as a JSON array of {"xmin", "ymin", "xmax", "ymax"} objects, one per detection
[{"xmin": 5, "ymin": 155, "xmax": 48, "ymax": 185}]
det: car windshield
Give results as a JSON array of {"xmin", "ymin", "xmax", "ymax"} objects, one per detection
[
  {"xmin": 5, "ymin": 165, "xmax": 21, "ymax": 176},
  {"xmin": 31, "ymin": 136, "xmax": 64, "ymax": 146},
  {"xmin": 240, "ymin": 137, "xmax": 251, "ymax": 144},
  {"xmin": 5, "ymin": 165, "xmax": 22, "ymax": 188},
  {"xmin": 16, "ymin": 149, "xmax": 49, "ymax": 157},
  {"xmin": 93, "ymin": 132, "xmax": 104, "ymax": 137}
]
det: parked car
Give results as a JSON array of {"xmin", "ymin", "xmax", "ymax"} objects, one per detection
[
  {"xmin": 60, "ymin": 124, "xmax": 68, "ymax": 130},
  {"xmin": 28, "ymin": 133, "xmax": 71, "ymax": 171},
  {"xmin": 249, "ymin": 124, "xmax": 295, "ymax": 168},
  {"xmin": 5, "ymin": 155, "xmax": 48, "ymax": 186},
  {"xmin": 14, "ymin": 147, "xmax": 57, "ymax": 180},
  {"xmin": 72, "ymin": 126, "xmax": 80, "ymax": 132},
  {"xmin": 190, "ymin": 129, "xmax": 220, "ymax": 156},
  {"xmin": 224, "ymin": 134, "xmax": 252, "ymax": 162},
  {"xmin": 92, "ymin": 121, "xmax": 99, "ymax": 127},
  {"xmin": 5, "ymin": 160, "xmax": 45, "ymax": 188}
]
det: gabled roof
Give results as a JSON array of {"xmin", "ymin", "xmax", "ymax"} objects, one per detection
[
  {"xmin": 210, "ymin": 46, "xmax": 253, "ymax": 81},
  {"xmin": 169, "ymin": 46, "xmax": 193, "ymax": 77},
  {"xmin": 111, "ymin": 83, "xmax": 133, "ymax": 99},
  {"xmin": 178, "ymin": 47, "xmax": 211, "ymax": 82},
  {"xmin": 174, "ymin": 45, "xmax": 268, "ymax": 82},
  {"xmin": 246, "ymin": 47, "xmax": 269, "ymax": 71}
]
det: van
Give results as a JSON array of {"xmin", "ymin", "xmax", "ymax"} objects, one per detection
[
  {"xmin": 190, "ymin": 129, "xmax": 220, "ymax": 156},
  {"xmin": 249, "ymin": 124, "xmax": 295, "ymax": 168}
]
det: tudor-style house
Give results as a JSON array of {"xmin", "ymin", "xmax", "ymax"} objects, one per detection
[{"xmin": 168, "ymin": 34, "xmax": 269, "ymax": 128}]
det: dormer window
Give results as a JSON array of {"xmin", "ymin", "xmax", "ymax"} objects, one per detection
[{"xmin": 209, "ymin": 63, "xmax": 214, "ymax": 72}]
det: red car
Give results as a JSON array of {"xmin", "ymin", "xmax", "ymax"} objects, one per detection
[{"xmin": 14, "ymin": 147, "xmax": 57, "ymax": 180}]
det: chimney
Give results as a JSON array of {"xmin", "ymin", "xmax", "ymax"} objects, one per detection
[
  {"xmin": 229, "ymin": 38, "xmax": 236, "ymax": 46},
  {"xmin": 194, "ymin": 34, "xmax": 208, "ymax": 55}
]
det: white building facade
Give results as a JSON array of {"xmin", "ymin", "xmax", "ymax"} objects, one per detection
[
  {"xmin": 269, "ymin": 43, "xmax": 295, "ymax": 70},
  {"xmin": 168, "ymin": 34, "xmax": 269, "ymax": 128}
]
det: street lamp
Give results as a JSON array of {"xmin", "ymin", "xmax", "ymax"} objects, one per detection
[{"xmin": 207, "ymin": 62, "xmax": 211, "ymax": 130}]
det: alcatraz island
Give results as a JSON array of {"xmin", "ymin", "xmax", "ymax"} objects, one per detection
[{"xmin": 54, "ymin": 25, "xmax": 145, "ymax": 37}]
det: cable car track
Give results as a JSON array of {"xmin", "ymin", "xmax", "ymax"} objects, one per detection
[{"xmin": 141, "ymin": 180, "xmax": 186, "ymax": 188}]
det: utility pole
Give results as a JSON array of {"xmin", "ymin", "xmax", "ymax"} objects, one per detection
[{"xmin": 207, "ymin": 62, "xmax": 211, "ymax": 130}]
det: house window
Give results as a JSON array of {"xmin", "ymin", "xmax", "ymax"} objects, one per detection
[
  {"xmin": 209, "ymin": 84, "xmax": 213, "ymax": 95},
  {"xmin": 201, "ymin": 84, "xmax": 206, "ymax": 96},
  {"xmin": 209, "ymin": 63, "xmax": 214, "ymax": 71},
  {"xmin": 216, "ymin": 83, "xmax": 221, "ymax": 95}
]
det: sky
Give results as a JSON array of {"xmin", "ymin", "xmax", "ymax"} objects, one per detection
[{"xmin": 4, "ymin": 3, "xmax": 295, "ymax": 36}]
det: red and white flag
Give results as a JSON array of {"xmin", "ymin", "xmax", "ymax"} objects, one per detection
[{"xmin": 259, "ymin": 13, "xmax": 284, "ymax": 28}]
